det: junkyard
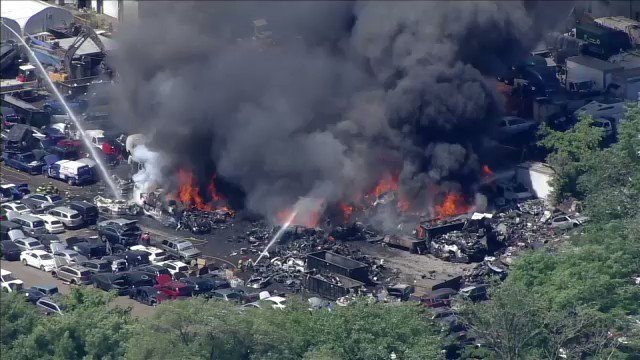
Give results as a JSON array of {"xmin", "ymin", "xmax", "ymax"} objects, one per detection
[{"xmin": 1, "ymin": 1, "xmax": 639, "ymax": 359}]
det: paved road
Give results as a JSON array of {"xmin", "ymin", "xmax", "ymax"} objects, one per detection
[{"xmin": 1, "ymin": 258, "xmax": 155, "ymax": 318}]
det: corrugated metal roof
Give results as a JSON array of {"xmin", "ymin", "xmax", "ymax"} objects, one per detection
[
  {"xmin": 1, "ymin": 0, "xmax": 69, "ymax": 30},
  {"xmin": 566, "ymin": 55, "xmax": 623, "ymax": 72}
]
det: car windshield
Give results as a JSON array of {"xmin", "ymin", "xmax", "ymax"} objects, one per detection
[
  {"xmin": 15, "ymin": 204, "xmax": 27, "ymax": 211},
  {"xmin": 226, "ymin": 292, "xmax": 241, "ymax": 299},
  {"xmin": 32, "ymin": 220, "xmax": 45, "ymax": 228},
  {"xmin": 40, "ymin": 254, "xmax": 53, "ymax": 260},
  {"xmin": 79, "ymin": 270, "xmax": 91, "ymax": 277},
  {"xmin": 49, "ymin": 195, "xmax": 62, "ymax": 202},
  {"xmin": 155, "ymin": 251, "xmax": 166, "ymax": 257},
  {"xmin": 178, "ymin": 266, "xmax": 189, "ymax": 272},
  {"xmin": 51, "ymin": 220, "xmax": 62, "ymax": 225},
  {"xmin": 179, "ymin": 245, "xmax": 194, "ymax": 251},
  {"xmin": 70, "ymin": 213, "xmax": 81, "ymax": 219}
]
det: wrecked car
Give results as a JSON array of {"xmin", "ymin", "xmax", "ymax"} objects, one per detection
[{"xmin": 94, "ymin": 196, "xmax": 140, "ymax": 216}]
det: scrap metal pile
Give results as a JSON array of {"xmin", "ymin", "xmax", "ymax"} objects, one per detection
[{"xmin": 232, "ymin": 223, "xmax": 389, "ymax": 295}]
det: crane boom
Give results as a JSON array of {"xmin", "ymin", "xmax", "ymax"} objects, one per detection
[{"xmin": 63, "ymin": 25, "xmax": 107, "ymax": 79}]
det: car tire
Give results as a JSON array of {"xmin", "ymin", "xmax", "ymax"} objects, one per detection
[
  {"xmin": 100, "ymin": 235, "xmax": 107, "ymax": 242},
  {"xmin": 22, "ymin": 259, "xmax": 28, "ymax": 266},
  {"xmin": 51, "ymin": 271, "xmax": 58, "ymax": 278},
  {"xmin": 70, "ymin": 279, "xmax": 77, "ymax": 286},
  {"xmin": 40, "ymin": 265, "xmax": 45, "ymax": 271}
]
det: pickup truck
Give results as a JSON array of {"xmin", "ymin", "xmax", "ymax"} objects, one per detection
[{"xmin": 2, "ymin": 152, "xmax": 44, "ymax": 175}]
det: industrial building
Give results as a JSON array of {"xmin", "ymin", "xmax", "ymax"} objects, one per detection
[
  {"xmin": 0, "ymin": 0, "xmax": 73, "ymax": 41},
  {"xmin": 565, "ymin": 55, "xmax": 623, "ymax": 91}
]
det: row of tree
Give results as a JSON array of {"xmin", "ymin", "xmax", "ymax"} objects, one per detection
[{"xmin": 1, "ymin": 290, "xmax": 443, "ymax": 360}]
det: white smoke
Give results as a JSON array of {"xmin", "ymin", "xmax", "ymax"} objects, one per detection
[{"xmin": 130, "ymin": 144, "xmax": 166, "ymax": 203}]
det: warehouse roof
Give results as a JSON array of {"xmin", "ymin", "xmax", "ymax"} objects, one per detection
[
  {"xmin": 1, "ymin": 0, "xmax": 71, "ymax": 33},
  {"xmin": 53, "ymin": 35, "xmax": 117, "ymax": 56},
  {"xmin": 566, "ymin": 55, "xmax": 623, "ymax": 72}
]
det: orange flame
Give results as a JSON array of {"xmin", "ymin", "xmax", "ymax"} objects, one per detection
[
  {"xmin": 369, "ymin": 172, "xmax": 399, "ymax": 199},
  {"xmin": 435, "ymin": 192, "xmax": 470, "ymax": 219},
  {"xmin": 175, "ymin": 168, "xmax": 229, "ymax": 212},
  {"xmin": 481, "ymin": 164, "xmax": 493, "ymax": 178},
  {"xmin": 397, "ymin": 193, "xmax": 410, "ymax": 213},
  {"xmin": 338, "ymin": 202, "xmax": 354, "ymax": 223}
]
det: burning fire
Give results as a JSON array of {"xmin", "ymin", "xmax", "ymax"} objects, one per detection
[
  {"xmin": 175, "ymin": 169, "xmax": 230, "ymax": 212},
  {"xmin": 369, "ymin": 172, "xmax": 400, "ymax": 200},
  {"xmin": 481, "ymin": 164, "xmax": 493, "ymax": 178},
  {"xmin": 338, "ymin": 202, "xmax": 354, "ymax": 223},
  {"xmin": 435, "ymin": 192, "xmax": 470, "ymax": 219}
]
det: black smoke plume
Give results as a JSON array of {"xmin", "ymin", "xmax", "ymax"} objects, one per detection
[{"xmin": 110, "ymin": 1, "xmax": 571, "ymax": 223}]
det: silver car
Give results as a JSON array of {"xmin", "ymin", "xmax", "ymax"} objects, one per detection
[
  {"xmin": 51, "ymin": 265, "xmax": 93, "ymax": 285},
  {"xmin": 53, "ymin": 249, "xmax": 87, "ymax": 267},
  {"xmin": 47, "ymin": 207, "xmax": 83, "ymax": 228}
]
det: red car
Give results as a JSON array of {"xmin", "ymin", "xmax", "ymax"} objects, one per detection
[{"xmin": 154, "ymin": 275, "xmax": 193, "ymax": 298}]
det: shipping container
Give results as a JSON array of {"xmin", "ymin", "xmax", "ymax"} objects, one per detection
[
  {"xmin": 575, "ymin": 23, "xmax": 631, "ymax": 59},
  {"xmin": 306, "ymin": 251, "xmax": 369, "ymax": 283},
  {"xmin": 595, "ymin": 16, "xmax": 640, "ymax": 46},
  {"xmin": 303, "ymin": 273, "xmax": 364, "ymax": 300}
]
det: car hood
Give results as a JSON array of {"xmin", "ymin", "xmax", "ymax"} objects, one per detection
[{"xmin": 182, "ymin": 248, "xmax": 201, "ymax": 256}]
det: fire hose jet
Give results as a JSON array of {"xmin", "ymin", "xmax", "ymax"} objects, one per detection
[
  {"xmin": 1, "ymin": 21, "xmax": 122, "ymax": 200},
  {"xmin": 255, "ymin": 208, "xmax": 298, "ymax": 266}
]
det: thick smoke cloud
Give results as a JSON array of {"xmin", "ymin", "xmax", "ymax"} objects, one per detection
[{"xmin": 111, "ymin": 1, "xmax": 567, "ymax": 222}]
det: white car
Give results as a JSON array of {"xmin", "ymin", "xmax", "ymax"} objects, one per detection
[
  {"xmin": 1, "ymin": 269, "xmax": 24, "ymax": 292},
  {"xmin": 157, "ymin": 260, "xmax": 189, "ymax": 279},
  {"xmin": 20, "ymin": 250, "xmax": 57, "ymax": 271},
  {"xmin": 261, "ymin": 296, "xmax": 287, "ymax": 309},
  {"xmin": 1, "ymin": 202, "xmax": 31, "ymax": 215},
  {"xmin": 7, "ymin": 229, "xmax": 26, "ymax": 241},
  {"xmin": 86, "ymin": 129, "xmax": 105, "ymax": 149},
  {"xmin": 129, "ymin": 245, "xmax": 168, "ymax": 264},
  {"xmin": 13, "ymin": 237, "xmax": 46, "ymax": 252},
  {"xmin": 35, "ymin": 214, "xmax": 65, "ymax": 234}
]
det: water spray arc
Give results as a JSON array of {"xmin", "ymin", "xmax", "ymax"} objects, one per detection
[
  {"xmin": 255, "ymin": 209, "xmax": 299, "ymax": 265},
  {"xmin": 1, "ymin": 22, "xmax": 122, "ymax": 200}
]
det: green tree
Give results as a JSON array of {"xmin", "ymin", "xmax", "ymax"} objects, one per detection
[
  {"xmin": 126, "ymin": 297, "xmax": 443, "ymax": 360},
  {"xmin": 2, "ymin": 287, "xmax": 133, "ymax": 360},
  {"xmin": 0, "ymin": 293, "xmax": 40, "ymax": 352},
  {"xmin": 579, "ymin": 104, "xmax": 640, "ymax": 223},
  {"xmin": 538, "ymin": 113, "xmax": 604, "ymax": 203}
]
